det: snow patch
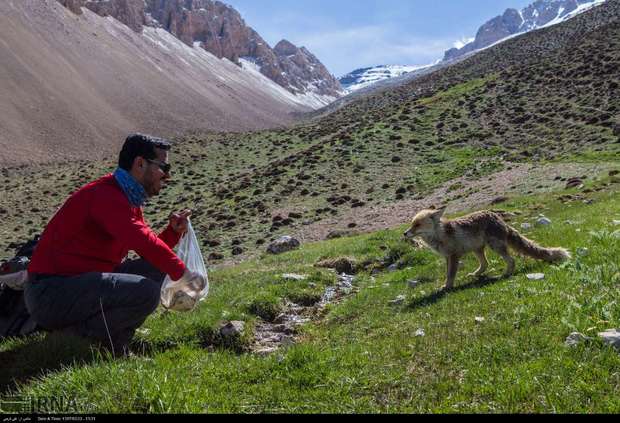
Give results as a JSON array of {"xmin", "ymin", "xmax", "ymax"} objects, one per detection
[
  {"xmin": 341, "ymin": 64, "xmax": 435, "ymax": 93},
  {"xmin": 454, "ymin": 36, "xmax": 475, "ymax": 49}
]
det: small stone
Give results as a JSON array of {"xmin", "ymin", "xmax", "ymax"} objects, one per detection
[
  {"xmin": 527, "ymin": 273, "xmax": 545, "ymax": 281},
  {"xmin": 387, "ymin": 264, "xmax": 399, "ymax": 272},
  {"xmin": 415, "ymin": 329, "xmax": 425, "ymax": 337},
  {"xmin": 475, "ymin": 317, "xmax": 485, "ymax": 324},
  {"xmin": 273, "ymin": 314, "xmax": 287, "ymax": 324},
  {"xmin": 408, "ymin": 280, "xmax": 420, "ymax": 289},
  {"xmin": 565, "ymin": 332, "xmax": 590, "ymax": 347},
  {"xmin": 282, "ymin": 274, "xmax": 308, "ymax": 281},
  {"xmin": 536, "ymin": 217, "xmax": 552, "ymax": 226},
  {"xmin": 220, "ymin": 321, "xmax": 245, "ymax": 338},
  {"xmin": 598, "ymin": 329, "xmax": 620, "ymax": 351},
  {"xmin": 521, "ymin": 223, "xmax": 532, "ymax": 230},
  {"xmin": 389, "ymin": 295, "xmax": 406, "ymax": 306}
]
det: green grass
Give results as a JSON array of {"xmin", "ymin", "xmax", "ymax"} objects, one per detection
[{"xmin": 2, "ymin": 169, "xmax": 619, "ymax": 413}]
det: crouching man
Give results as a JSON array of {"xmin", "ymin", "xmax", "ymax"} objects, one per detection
[{"xmin": 25, "ymin": 133, "xmax": 204, "ymax": 356}]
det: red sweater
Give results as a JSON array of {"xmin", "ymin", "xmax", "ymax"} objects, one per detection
[{"xmin": 28, "ymin": 174, "xmax": 186, "ymax": 281}]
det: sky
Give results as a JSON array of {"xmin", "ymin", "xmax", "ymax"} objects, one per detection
[{"xmin": 224, "ymin": 0, "xmax": 534, "ymax": 77}]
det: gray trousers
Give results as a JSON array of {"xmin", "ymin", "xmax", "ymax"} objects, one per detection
[{"xmin": 24, "ymin": 260, "xmax": 165, "ymax": 355}]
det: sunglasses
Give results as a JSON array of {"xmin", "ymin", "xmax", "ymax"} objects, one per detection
[{"xmin": 146, "ymin": 159, "xmax": 171, "ymax": 174}]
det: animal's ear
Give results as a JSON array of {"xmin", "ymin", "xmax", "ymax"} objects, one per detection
[{"xmin": 431, "ymin": 206, "xmax": 447, "ymax": 220}]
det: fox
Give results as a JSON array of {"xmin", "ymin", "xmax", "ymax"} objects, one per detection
[{"xmin": 403, "ymin": 207, "xmax": 571, "ymax": 290}]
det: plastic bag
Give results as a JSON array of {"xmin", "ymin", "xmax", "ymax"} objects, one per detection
[{"xmin": 161, "ymin": 220, "xmax": 209, "ymax": 312}]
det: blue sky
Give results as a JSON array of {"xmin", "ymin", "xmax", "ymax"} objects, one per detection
[{"xmin": 224, "ymin": 0, "xmax": 534, "ymax": 77}]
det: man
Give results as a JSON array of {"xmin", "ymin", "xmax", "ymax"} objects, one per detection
[{"xmin": 24, "ymin": 133, "xmax": 204, "ymax": 356}]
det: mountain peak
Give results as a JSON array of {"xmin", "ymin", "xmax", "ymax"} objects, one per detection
[
  {"xmin": 56, "ymin": 0, "xmax": 343, "ymax": 103},
  {"xmin": 444, "ymin": 0, "xmax": 605, "ymax": 61},
  {"xmin": 274, "ymin": 39, "xmax": 299, "ymax": 56}
]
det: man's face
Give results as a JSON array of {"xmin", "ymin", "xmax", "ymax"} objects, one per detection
[{"xmin": 142, "ymin": 148, "xmax": 170, "ymax": 198}]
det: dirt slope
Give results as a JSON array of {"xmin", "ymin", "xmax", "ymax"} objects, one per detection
[{"xmin": 0, "ymin": 0, "xmax": 312, "ymax": 165}]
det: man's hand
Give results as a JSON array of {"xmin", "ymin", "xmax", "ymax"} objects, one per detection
[{"xmin": 169, "ymin": 209, "xmax": 192, "ymax": 235}]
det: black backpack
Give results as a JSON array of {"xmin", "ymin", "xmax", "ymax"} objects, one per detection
[{"xmin": 0, "ymin": 235, "xmax": 41, "ymax": 340}]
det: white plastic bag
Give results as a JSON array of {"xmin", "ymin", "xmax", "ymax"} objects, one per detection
[{"xmin": 161, "ymin": 220, "xmax": 209, "ymax": 312}]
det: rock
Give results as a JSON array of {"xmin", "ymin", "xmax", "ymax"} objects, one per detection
[
  {"xmin": 267, "ymin": 236, "xmax": 301, "ymax": 255},
  {"xmin": 408, "ymin": 280, "xmax": 420, "ymax": 289},
  {"xmin": 565, "ymin": 178, "xmax": 584, "ymax": 189},
  {"xmin": 565, "ymin": 332, "xmax": 590, "ymax": 347},
  {"xmin": 57, "ymin": 0, "xmax": 84, "ymax": 15},
  {"xmin": 282, "ymin": 274, "xmax": 307, "ymax": 281},
  {"xmin": 220, "ymin": 321, "xmax": 245, "ymax": 338},
  {"xmin": 527, "ymin": 273, "xmax": 545, "ymax": 281},
  {"xmin": 389, "ymin": 295, "xmax": 406, "ymax": 306},
  {"xmin": 598, "ymin": 329, "xmax": 620, "ymax": 351},
  {"xmin": 475, "ymin": 317, "xmax": 485, "ymax": 324},
  {"xmin": 316, "ymin": 257, "xmax": 357, "ymax": 274},
  {"xmin": 491, "ymin": 196, "xmax": 509, "ymax": 205},
  {"xmin": 59, "ymin": 0, "xmax": 147, "ymax": 32},
  {"xmin": 325, "ymin": 230, "xmax": 353, "ymax": 240},
  {"xmin": 536, "ymin": 217, "xmax": 552, "ymax": 226},
  {"xmin": 208, "ymin": 252, "xmax": 224, "ymax": 261},
  {"xmin": 415, "ymin": 329, "xmax": 426, "ymax": 337},
  {"xmin": 387, "ymin": 264, "xmax": 399, "ymax": 272}
]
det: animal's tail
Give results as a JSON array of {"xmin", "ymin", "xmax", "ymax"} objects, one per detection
[{"xmin": 506, "ymin": 227, "xmax": 571, "ymax": 263}]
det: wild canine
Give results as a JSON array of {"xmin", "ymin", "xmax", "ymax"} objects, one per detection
[{"xmin": 404, "ymin": 207, "xmax": 571, "ymax": 290}]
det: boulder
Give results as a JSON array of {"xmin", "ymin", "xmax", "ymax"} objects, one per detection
[
  {"xmin": 599, "ymin": 329, "xmax": 620, "ymax": 351},
  {"xmin": 267, "ymin": 236, "xmax": 301, "ymax": 255},
  {"xmin": 565, "ymin": 332, "xmax": 590, "ymax": 347}
]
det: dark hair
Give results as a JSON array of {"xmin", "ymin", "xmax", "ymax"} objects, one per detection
[{"xmin": 118, "ymin": 133, "xmax": 172, "ymax": 171}]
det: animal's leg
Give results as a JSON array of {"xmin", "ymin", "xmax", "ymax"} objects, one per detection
[
  {"xmin": 444, "ymin": 255, "xmax": 460, "ymax": 290},
  {"xmin": 468, "ymin": 248, "xmax": 489, "ymax": 278},
  {"xmin": 489, "ymin": 239, "xmax": 515, "ymax": 277}
]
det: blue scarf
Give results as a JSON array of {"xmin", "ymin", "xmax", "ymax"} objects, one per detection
[{"xmin": 113, "ymin": 168, "xmax": 148, "ymax": 207}]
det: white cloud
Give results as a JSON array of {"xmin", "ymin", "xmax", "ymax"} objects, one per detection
[
  {"xmin": 293, "ymin": 25, "xmax": 455, "ymax": 76},
  {"xmin": 453, "ymin": 36, "xmax": 475, "ymax": 49}
]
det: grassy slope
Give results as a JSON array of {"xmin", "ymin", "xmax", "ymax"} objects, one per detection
[
  {"xmin": 1, "ymin": 1, "xmax": 620, "ymax": 414},
  {"xmin": 2, "ymin": 171, "xmax": 619, "ymax": 413}
]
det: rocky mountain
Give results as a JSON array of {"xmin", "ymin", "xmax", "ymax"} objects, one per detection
[
  {"xmin": 339, "ymin": 0, "xmax": 606, "ymax": 95},
  {"xmin": 444, "ymin": 0, "xmax": 606, "ymax": 61},
  {"xmin": 0, "ymin": 0, "xmax": 333, "ymax": 165},
  {"xmin": 57, "ymin": 0, "xmax": 343, "ymax": 102}
]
